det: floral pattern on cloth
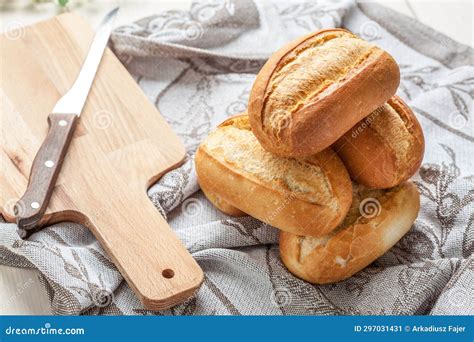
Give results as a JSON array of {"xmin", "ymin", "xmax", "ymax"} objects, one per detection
[{"xmin": 0, "ymin": 0, "xmax": 472, "ymax": 315}]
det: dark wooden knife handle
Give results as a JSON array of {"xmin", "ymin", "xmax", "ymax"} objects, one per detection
[{"xmin": 15, "ymin": 113, "xmax": 78, "ymax": 235}]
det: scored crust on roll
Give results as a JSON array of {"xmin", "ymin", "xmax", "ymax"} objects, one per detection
[
  {"xmin": 332, "ymin": 96, "xmax": 425, "ymax": 189},
  {"xmin": 248, "ymin": 28, "xmax": 400, "ymax": 157},
  {"xmin": 195, "ymin": 114, "xmax": 353, "ymax": 237},
  {"xmin": 279, "ymin": 181, "xmax": 420, "ymax": 284}
]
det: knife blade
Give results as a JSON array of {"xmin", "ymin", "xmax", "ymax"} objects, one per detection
[{"xmin": 15, "ymin": 7, "xmax": 119, "ymax": 237}]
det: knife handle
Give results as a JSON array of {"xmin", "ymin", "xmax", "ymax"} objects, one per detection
[{"xmin": 15, "ymin": 113, "xmax": 78, "ymax": 236}]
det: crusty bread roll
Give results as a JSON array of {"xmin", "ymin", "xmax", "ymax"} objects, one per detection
[
  {"xmin": 200, "ymin": 187, "xmax": 246, "ymax": 217},
  {"xmin": 248, "ymin": 28, "xmax": 400, "ymax": 157},
  {"xmin": 195, "ymin": 114, "xmax": 353, "ymax": 237},
  {"xmin": 279, "ymin": 181, "xmax": 420, "ymax": 284},
  {"xmin": 332, "ymin": 96, "xmax": 424, "ymax": 189}
]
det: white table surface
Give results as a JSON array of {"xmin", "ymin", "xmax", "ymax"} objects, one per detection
[{"xmin": 0, "ymin": 0, "xmax": 472, "ymax": 315}]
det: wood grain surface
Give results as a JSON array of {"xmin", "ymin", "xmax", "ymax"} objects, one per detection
[{"xmin": 0, "ymin": 13, "xmax": 203, "ymax": 310}]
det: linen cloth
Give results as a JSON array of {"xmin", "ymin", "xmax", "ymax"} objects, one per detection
[{"xmin": 1, "ymin": 0, "xmax": 473, "ymax": 315}]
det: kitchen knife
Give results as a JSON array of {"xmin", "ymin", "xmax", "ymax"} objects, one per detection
[{"xmin": 15, "ymin": 7, "xmax": 119, "ymax": 237}]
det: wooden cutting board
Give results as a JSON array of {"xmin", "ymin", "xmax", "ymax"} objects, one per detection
[{"xmin": 0, "ymin": 13, "xmax": 203, "ymax": 310}]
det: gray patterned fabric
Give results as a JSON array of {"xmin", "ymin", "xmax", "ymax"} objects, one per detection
[{"xmin": 1, "ymin": 0, "xmax": 473, "ymax": 315}]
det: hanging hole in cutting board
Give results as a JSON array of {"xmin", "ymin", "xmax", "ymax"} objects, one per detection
[{"xmin": 162, "ymin": 269, "xmax": 175, "ymax": 279}]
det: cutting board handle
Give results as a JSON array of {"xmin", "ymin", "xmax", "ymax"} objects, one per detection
[{"xmin": 84, "ymin": 189, "xmax": 203, "ymax": 310}]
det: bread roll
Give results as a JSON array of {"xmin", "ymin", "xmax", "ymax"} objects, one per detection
[
  {"xmin": 248, "ymin": 28, "xmax": 400, "ymax": 157},
  {"xmin": 333, "ymin": 96, "xmax": 424, "ymax": 189},
  {"xmin": 279, "ymin": 181, "xmax": 420, "ymax": 284},
  {"xmin": 195, "ymin": 114, "xmax": 352, "ymax": 237},
  {"xmin": 200, "ymin": 187, "xmax": 246, "ymax": 217}
]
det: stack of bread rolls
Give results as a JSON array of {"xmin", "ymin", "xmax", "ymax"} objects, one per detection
[{"xmin": 195, "ymin": 29, "xmax": 424, "ymax": 284}]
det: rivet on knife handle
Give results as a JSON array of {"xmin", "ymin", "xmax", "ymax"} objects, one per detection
[
  {"xmin": 16, "ymin": 114, "xmax": 78, "ymax": 237},
  {"xmin": 14, "ymin": 7, "xmax": 118, "ymax": 237}
]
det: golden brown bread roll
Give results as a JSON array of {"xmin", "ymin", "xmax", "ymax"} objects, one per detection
[
  {"xmin": 248, "ymin": 28, "xmax": 400, "ymax": 157},
  {"xmin": 279, "ymin": 181, "xmax": 420, "ymax": 284},
  {"xmin": 195, "ymin": 114, "xmax": 353, "ymax": 237},
  {"xmin": 332, "ymin": 96, "xmax": 424, "ymax": 189},
  {"xmin": 200, "ymin": 187, "xmax": 246, "ymax": 217}
]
